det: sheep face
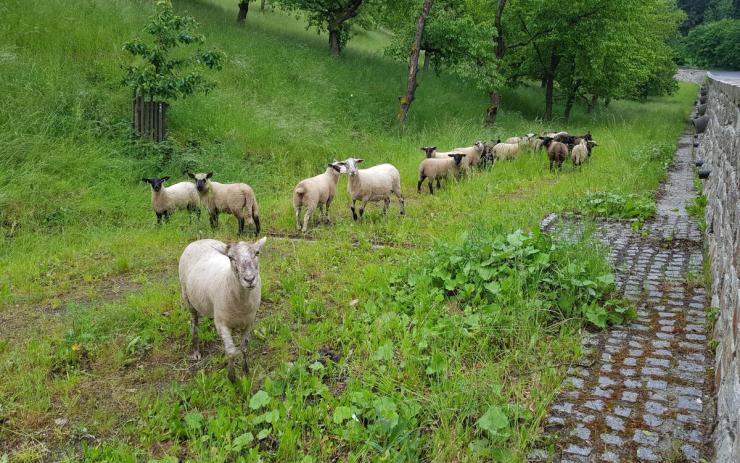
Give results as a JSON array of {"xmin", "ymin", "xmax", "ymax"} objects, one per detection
[
  {"xmin": 188, "ymin": 172, "xmax": 214, "ymax": 193},
  {"xmin": 538, "ymin": 136, "xmax": 554, "ymax": 147},
  {"xmin": 586, "ymin": 141, "xmax": 598, "ymax": 157},
  {"xmin": 420, "ymin": 147, "xmax": 437, "ymax": 158},
  {"xmin": 474, "ymin": 141, "xmax": 485, "ymax": 152},
  {"xmin": 224, "ymin": 237, "xmax": 266, "ymax": 290},
  {"xmin": 448, "ymin": 153, "xmax": 466, "ymax": 165},
  {"xmin": 143, "ymin": 176, "xmax": 170, "ymax": 192},
  {"xmin": 328, "ymin": 161, "xmax": 348, "ymax": 174},
  {"xmin": 340, "ymin": 158, "xmax": 364, "ymax": 177}
]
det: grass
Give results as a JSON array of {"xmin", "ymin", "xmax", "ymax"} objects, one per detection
[{"xmin": 0, "ymin": 0, "xmax": 697, "ymax": 461}]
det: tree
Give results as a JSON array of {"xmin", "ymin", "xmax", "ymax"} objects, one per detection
[
  {"xmin": 397, "ymin": 0, "xmax": 433, "ymax": 124},
  {"xmin": 237, "ymin": 1, "xmax": 250, "ymax": 23},
  {"xmin": 277, "ymin": 0, "xmax": 367, "ymax": 56},
  {"xmin": 685, "ymin": 19, "xmax": 740, "ymax": 69},
  {"xmin": 122, "ymin": 2, "xmax": 224, "ymax": 104}
]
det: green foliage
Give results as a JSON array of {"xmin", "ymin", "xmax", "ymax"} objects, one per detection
[
  {"xmin": 382, "ymin": 229, "xmax": 634, "ymax": 329},
  {"xmin": 684, "ymin": 19, "xmax": 740, "ymax": 69},
  {"xmin": 122, "ymin": 1, "xmax": 224, "ymax": 100},
  {"xmin": 579, "ymin": 192, "xmax": 656, "ymax": 220}
]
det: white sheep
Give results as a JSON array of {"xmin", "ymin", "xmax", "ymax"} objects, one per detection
[
  {"xmin": 492, "ymin": 142, "xmax": 521, "ymax": 161},
  {"xmin": 340, "ymin": 158, "xmax": 405, "ymax": 220},
  {"xmin": 179, "ymin": 237, "xmax": 267, "ymax": 381},
  {"xmin": 453, "ymin": 141, "xmax": 485, "ymax": 170},
  {"xmin": 571, "ymin": 139, "xmax": 589, "ymax": 166},
  {"xmin": 420, "ymin": 146, "xmax": 455, "ymax": 159},
  {"xmin": 142, "ymin": 176, "xmax": 200, "ymax": 224},
  {"xmin": 188, "ymin": 172, "xmax": 260, "ymax": 236},
  {"xmin": 418, "ymin": 153, "xmax": 466, "ymax": 194},
  {"xmin": 293, "ymin": 161, "xmax": 347, "ymax": 232}
]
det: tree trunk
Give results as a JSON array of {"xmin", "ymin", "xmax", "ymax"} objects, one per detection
[
  {"xmin": 328, "ymin": 27, "xmax": 341, "ymax": 57},
  {"xmin": 423, "ymin": 51, "xmax": 430, "ymax": 72},
  {"xmin": 237, "ymin": 0, "xmax": 249, "ymax": 23},
  {"xmin": 486, "ymin": 91, "xmax": 501, "ymax": 125},
  {"xmin": 543, "ymin": 50, "xmax": 559, "ymax": 121},
  {"xmin": 397, "ymin": 0, "xmax": 433, "ymax": 124},
  {"xmin": 604, "ymin": 97, "xmax": 611, "ymax": 108},
  {"xmin": 260, "ymin": 0, "xmax": 266, "ymax": 12},
  {"xmin": 587, "ymin": 94, "xmax": 597, "ymax": 113}
]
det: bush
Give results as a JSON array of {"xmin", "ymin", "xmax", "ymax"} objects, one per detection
[
  {"xmin": 578, "ymin": 191, "xmax": 656, "ymax": 220},
  {"xmin": 684, "ymin": 19, "xmax": 740, "ymax": 69}
]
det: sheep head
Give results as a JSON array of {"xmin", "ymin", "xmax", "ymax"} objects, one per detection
[
  {"xmin": 142, "ymin": 176, "xmax": 170, "ymax": 192},
  {"xmin": 222, "ymin": 237, "xmax": 266, "ymax": 290},
  {"xmin": 328, "ymin": 161, "xmax": 348, "ymax": 174},
  {"xmin": 420, "ymin": 147, "xmax": 437, "ymax": 158},
  {"xmin": 448, "ymin": 153, "xmax": 467, "ymax": 165},
  {"xmin": 339, "ymin": 158, "xmax": 363, "ymax": 176},
  {"xmin": 188, "ymin": 172, "xmax": 213, "ymax": 193}
]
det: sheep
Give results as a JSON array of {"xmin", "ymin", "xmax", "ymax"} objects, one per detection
[
  {"xmin": 539, "ymin": 136, "xmax": 569, "ymax": 172},
  {"xmin": 492, "ymin": 142, "xmax": 521, "ymax": 161},
  {"xmin": 188, "ymin": 172, "xmax": 260, "ymax": 236},
  {"xmin": 586, "ymin": 140, "xmax": 598, "ymax": 157},
  {"xmin": 417, "ymin": 153, "xmax": 466, "ymax": 194},
  {"xmin": 340, "ymin": 158, "xmax": 405, "ymax": 220},
  {"xmin": 480, "ymin": 139, "xmax": 500, "ymax": 168},
  {"xmin": 179, "ymin": 237, "xmax": 267, "ymax": 382},
  {"xmin": 142, "ymin": 176, "xmax": 200, "ymax": 224},
  {"xmin": 571, "ymin": 139, "xmax": 589, "ymax": 167},
  {"xmin": 453, "ymin": 141, "xmax": 486, "ymax": 170},
  {"xmin": 293, "ymin": 161, "xmax": 347, "ymax": 232}
]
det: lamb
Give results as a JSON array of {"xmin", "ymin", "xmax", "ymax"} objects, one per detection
[
  {"xmin": 179, "ymin": 237, "xmax": 267, "ymax": 382},
  {"xmin": 417, "ymin": 153, "xmax": 466, "ymax": 194},
  {"xmin": 539, "ymin": 136, "xmax": 569, "ymax": 172},
  {"xmin": 293, "ymin": 161, "xmax": 347, "ymax": 232},
  {"xmin": 142, "ymin": 176, "xmax": 200, "ymax": 224},
  {"xmin": 492, "ymin": 142, "xmax": 521, "ymax": 161},
  {"xmin": 339, "ymin": 158, "xmax": 405, "ymax": 220},
  {"xmin": 188, "ymin": 172, "xmax": 260, "ymax": 236},
  {"xmin": 453, "ymin": 141, "xmax": 485, "ymax": 170},
  {"xmin": 571, "ymin": 139, "xmax": 589, "ymax": 167}
]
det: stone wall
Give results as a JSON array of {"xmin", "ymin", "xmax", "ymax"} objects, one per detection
[{"xmin": 697, "ymin": 73, "xmax": 740, "ymax": 463}]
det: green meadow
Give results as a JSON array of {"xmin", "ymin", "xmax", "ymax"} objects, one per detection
[{"xmin": 0, "ymin": 0, "xmax": 696, "ymax": 461}]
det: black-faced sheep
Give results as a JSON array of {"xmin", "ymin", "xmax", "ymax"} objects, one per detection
[{"xmin": 142, "ymin": 176, "xmax": 200, "ymax": 224}]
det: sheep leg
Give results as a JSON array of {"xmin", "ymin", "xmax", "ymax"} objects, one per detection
[
  {"xmin": 294, "ymin": 206, "xmax": 302, "ymax": 230},
  {"xmin": 252, "ymin": 214, "xmax": 260, "ymax": 237},
  {"xmin": 209, "ymin": 212, "xmax": 219, "ymax": 229},
  {"xmin": 164, "ymin": 211, "xmax": 171, "ymax": 223},
  {"xmin": 325, "ymin": 197, "xmax": 333, "ymax": 224},
  {"xmin": 429, "ymin": 179, "xmax": 434, "ymax": 194},
  {"xmin": 417, "ymin": 175, "xmax": 426, "ymax": 193},
  {"xmin": 359, "ymin": 199, "xmax": 369, "ymax": 219},
  {"xmin": 238, "ymin": 217, "xmax": 246, "ymax": 235},
  {"xmin": 436, "ymin": 178, "xmax": 441, "ymax": 189},
  {"xmin": 394, "ymin": 190, "xmax": 406, "ymax": 215},
  {"xmin": 190, "ymin": 307, "xmax": 201, "ymax": 361},
  {"xmin": 215, "ymin": 322, "xmax": 240, "ymax": 382},
  {"xmin": 549, "ymin": 159, "xmax": 554, "ymax": 172},
  {"xmin": 239, "ymin": 330, "xmax": 251, "ymax": 374},
  {"xmin": 383, "ymin": 197, "xmax": 390, "ymax": 217},
  {"xmin": 156, "ymin": 212, "xmax": 163, "ymax": 225},
  {"xmin": 350, "ymin": 199, "xmax": 358, "ymax": 221},
  {"xmin": 317, "ymin": 204, "xmax": 324, "ymax": 225},
  {"xmin": 302, "ymin": 206, "xmax": 314, "ymax": 232}
]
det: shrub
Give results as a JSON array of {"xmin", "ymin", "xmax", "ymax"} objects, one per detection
[
  {"xmin": 579, "ymin": 191, "xmax": 656, "ymax": 220},
  {"xmin": 684, "ymin": 19, "xmax": 740, "ymax": 69}
]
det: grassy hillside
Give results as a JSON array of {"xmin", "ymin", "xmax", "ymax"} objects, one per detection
[{"xmin": 0, "ymin": 0, "xmax": 697, "ymax": 461}]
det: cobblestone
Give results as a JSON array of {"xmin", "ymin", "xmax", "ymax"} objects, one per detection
[{"xmin": 543, "ymin": 129, "xmax": 713, "ymax": 461}]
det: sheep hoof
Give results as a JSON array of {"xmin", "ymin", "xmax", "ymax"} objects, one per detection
[{"xmin": 192, "ymin": 351, "xmax": 202, "ymax": 361}]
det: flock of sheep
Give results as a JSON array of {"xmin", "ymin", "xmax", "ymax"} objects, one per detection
[{"xmin": 141, "ymin": 129, "xmax": 597, "ymax": 379}]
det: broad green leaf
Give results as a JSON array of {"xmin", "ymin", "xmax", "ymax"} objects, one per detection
[
  {"xmin": 477, "ymin": 405, "xmax": 509, "ymax": 435},
  {"xmin": 333, "ymin": 406, "xmax": 353, "ymax": 424},
  {"xmin": 249, "ymin": 390, "xmax": 270, "ymax": 410}
]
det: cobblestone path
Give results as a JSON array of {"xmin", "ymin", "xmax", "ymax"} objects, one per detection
[{"xmin": 541, "ymin": 131, "xmax": 713, "ymax": 462}]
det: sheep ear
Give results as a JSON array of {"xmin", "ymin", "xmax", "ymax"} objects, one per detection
[
  {"xmin": 355, "ymin": 159, "xmax": 364, "ymax": 164},
  {"xmin": 206, "ymin": 172, "xmax": 213, "ymax": 179},
  {"xmin": 161, "ymin": 176, "xmax": 170, "ymax": 182},
  {"xmin": 142, "ymin": 178, "xmax": 151, "ymax": 183},
  {"xmin": 187, "ymin": 172, "xmax": 195, "ymax": 179},
  {"xmin": 252, "ymin": 236, "xmax": 267, "ymax": 254}
]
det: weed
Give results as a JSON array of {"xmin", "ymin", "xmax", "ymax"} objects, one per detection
[{"xmin": 578, "ymin": 191, "xmax": 656, "ymax": 220}]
